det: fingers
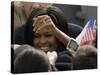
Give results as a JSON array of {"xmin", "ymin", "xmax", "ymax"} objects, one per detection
[
  {"xmin": 33, "ymin": 18, "xmax": 37, "ymax": 31},
  {"xmin": 36, "ymin": 15, "xmax": 51, "ymax": 26},
  {"xmin": 33, "ymin": 15, "xmax": 49, "ymax": 31},
  {"xmin": 36, "ymin": 23, "xmax": 52, "ymax": 33},
  {"xmin": 35, "ymin": 15, "xmax": 50, "ymax": 29},
  {"xmin": 33, "ymin": 15, "xmax": 55, "ymax": 32}
]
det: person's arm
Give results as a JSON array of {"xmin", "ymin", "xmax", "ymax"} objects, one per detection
[
  {"xmin": 52, "ymin": 27, "xmax": 71, "ymax": 46},
  {"xmin": 33, "ymin": 15, "xmax": 79, "ymax": 51},
  {"xmin": 33, "ymin": 15, "xmax": 71, "ymax": 47}
]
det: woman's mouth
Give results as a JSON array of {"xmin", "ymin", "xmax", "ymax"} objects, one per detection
[{"xmin": 40, "ymin": 47, "xmax": 50, "ymax": 52}]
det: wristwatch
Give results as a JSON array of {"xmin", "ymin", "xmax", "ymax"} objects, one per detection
[{"xmin": 67, "ymin": 38, "xmax": 79, "ymax": 51}]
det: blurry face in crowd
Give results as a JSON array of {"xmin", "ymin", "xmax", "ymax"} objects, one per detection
[
  {"xmin": 21, "ymin": 2, "xmax": 52, "ymax": 9},
  {"xmin": 20, "ymin": 2, "xmax": 51, "ymax": 17},
  {"xmin": 33, "ymin": 27, "xmax": 58, "ymax": 53},
  {"xmin": 32, "ymin": 3, "xmax": 51, "ymax": 8}
]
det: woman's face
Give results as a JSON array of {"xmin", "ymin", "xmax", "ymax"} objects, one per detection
[{"xmin": 33, "ymin": 27, "xmax": 58, "ymax": 53}]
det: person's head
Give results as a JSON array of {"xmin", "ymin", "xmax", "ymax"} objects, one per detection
[
  {"xmin": 24, "ymin": 6, "xmax": 68, "ymax": 53},
  {"xmin": 73, "ymin": 45, "xmax": 97, "ymax": 70},
  {"xmin": 14, "ymin": 44, "xmax": 51, "ymax": 73}
]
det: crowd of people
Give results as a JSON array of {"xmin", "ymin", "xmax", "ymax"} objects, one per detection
[{"xmin": 11, "ymin": 2, "xmax": 97, "ymax": 74}]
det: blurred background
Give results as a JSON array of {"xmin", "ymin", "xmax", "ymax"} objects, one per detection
[{"xmin": 12, "ymin": 1, "xmax": 97, "ymax": 28}]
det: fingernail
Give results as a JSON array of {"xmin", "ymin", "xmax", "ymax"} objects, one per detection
[{"xmin": 33, "ymin": 28, "xmax": 35, "ymax": 31}]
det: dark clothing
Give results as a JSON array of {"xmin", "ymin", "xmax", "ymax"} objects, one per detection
[
  {"xmin": 14, "ymin": 25, "xmax": 25, "ymax": 44},
  {"xmin": 56, "ymin": 50, "xmax": 73, "ymax": 71},
  {"xmin": 68, "ymin": 23, "xmax": 83, "ymax": 38}
]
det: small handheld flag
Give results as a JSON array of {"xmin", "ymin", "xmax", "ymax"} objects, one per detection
[{"xmin": 76, "ymin": 19, "xmax": 96, "ymax": 45}]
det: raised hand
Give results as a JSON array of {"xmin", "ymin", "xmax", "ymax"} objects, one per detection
[{"xmin": 33, "ymin": 15, "xmax": 56, "ymax": 33}]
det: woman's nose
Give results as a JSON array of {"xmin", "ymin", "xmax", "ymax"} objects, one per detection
[{"xmin": 39, "ymin": 36, "xmax": 47, "ymax": 44}]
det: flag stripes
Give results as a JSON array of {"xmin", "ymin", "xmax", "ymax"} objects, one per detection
[{"xmin": 80, "ymin": 27, "xmax": 94, "ymax": 45}]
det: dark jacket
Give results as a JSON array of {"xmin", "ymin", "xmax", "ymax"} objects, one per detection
[{"xmin": 55, "ymin": 50, "xmax": 73, "ymax": 71}]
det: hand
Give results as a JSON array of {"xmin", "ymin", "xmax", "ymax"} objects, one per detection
[
  {"xmin": 32, "ymin": 15, "xmax": 57, "ymax": 33},
  {"xmin": 32, "ymin": 15, "xmax": 71, "ymax": 47}
]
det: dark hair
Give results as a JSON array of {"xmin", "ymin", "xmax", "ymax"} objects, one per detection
[
  {"xmin": 24, "ymin": 6, "xmax": 68, "ymax": 52},
  {"xmin": 11, "ymin": 2, "xmax": 14, "ymax": 44},
  {"xmin": 14, "ymin": 44, "xmax": 51, "ymax": 73},
  {"xmin": 73, "ymin": 45, "xmax": 97, "ymax": 70}
]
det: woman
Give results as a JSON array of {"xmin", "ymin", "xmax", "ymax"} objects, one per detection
[{"xmin": 24, "ymin": 6, "xmax": 73, "ymax": 71}]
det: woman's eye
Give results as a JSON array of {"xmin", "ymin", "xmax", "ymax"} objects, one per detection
[
  {"xmin": 45, "ymin": 33, "xmax": 52, "ymax": 37},
  {"xmin": 34, "ymin": 34, "xmax": 41, "ymax": 38}
]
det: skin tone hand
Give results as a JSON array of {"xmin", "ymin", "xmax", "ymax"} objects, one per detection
[
  {"xmin": 33, "ymin": 15, "xmax": 56, "ymax": 33},
  {"xmin": 32, "ymin": 15, "xmax": 71, "ymax": 47}
]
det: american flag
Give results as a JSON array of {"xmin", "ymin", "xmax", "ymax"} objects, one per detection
[{"xmin": 76, "ymin": 19, "xmax": 96, "ymax": 45}]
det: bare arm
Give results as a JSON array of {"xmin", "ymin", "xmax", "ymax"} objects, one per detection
[
  {"xmin": 33, "ymin": 15, "xmax": 71, "ymax": 47},
  {"xmin": 52, "ymin": 27, "xmax": 70, "ymax": 46}
]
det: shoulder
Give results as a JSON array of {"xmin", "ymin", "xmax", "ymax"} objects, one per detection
[
  {"xmin": 58, "ymin": 50, "xmax": 72, "ymax": 57},
  {"xmin": 57, "ymin": 50, "xmax": 73, "ymax": 63},
  {"xmin": 55, "ymin": 51, "xmax": 73, "ymax": 70}
]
